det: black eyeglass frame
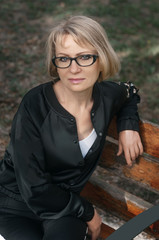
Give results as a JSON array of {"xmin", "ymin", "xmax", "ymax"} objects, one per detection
[{"xmin": 52, "ymin": 55, "xmax": 99, "ymax": 69}]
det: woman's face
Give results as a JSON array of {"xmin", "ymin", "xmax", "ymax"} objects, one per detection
[{"xmin": 55, "ymin": 34, "xmax": 101, "ymax": 93}]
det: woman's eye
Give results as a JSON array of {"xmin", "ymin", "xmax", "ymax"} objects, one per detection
[
  {"xmin": 80, "ymin": 55, "xmax": 92, "ymax": 60},
  {"xmin": 59, "ymin": 57, "xmax": 68, "ymax": 62}
]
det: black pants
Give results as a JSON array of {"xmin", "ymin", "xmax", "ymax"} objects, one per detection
[{"xmin": 0, "ymin": 193, "xmax": 87, "ymax": 240}]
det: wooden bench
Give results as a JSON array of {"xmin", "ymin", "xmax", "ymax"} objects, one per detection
[{"xmin": 81, "ymin": 117, "xmax": 159, "ymax": 239}]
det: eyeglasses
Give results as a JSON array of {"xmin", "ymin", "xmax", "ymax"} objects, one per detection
[{"xmin": 52, "ymin": 54, "xmax": 98, "ymax": 69}]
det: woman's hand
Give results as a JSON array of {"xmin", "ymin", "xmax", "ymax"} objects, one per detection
[
  {"xmin": 117, "ymin": 130, "xmax": 143, "ymax": 166},
  {"xmin": 87, "ymin": 209, "xmax": 102, "ymax": 240}
]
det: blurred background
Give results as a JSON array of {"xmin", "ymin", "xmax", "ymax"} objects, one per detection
[{"xmin": 0, "ymin": 0, "xmax": 159, "ymax": 157}]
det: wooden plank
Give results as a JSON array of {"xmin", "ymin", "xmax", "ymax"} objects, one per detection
[
  {"xmin": 98, "ymin": 209, "xmax": 158, "ymax": 240},
  {"xmin": 139, "ymin": 120, "xmax": 159, "ymax": 159},
  {"xmin": 81, "ymin": 178, "xmax": 159, "ymax": 237},
  {"xmin": 107, "ymin": 118, "xmax": 159, "ymax": 159},
  {"xmin": 123, "ymin": 156, "xmax": 159, "ymax": 191},
  {"xmin": 87, "ymin": 169, "xmax": 152, "ymax": 216},
  {"xmin": 99, "ymin": 223, "xmax": 115, "ymax": 239},
  {"xmin": 100, "ymin": 141, "xmax": 159, "ymax": 192}
]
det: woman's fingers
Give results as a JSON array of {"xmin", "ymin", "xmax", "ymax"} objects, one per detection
[
  {"xmin": 138, "ymin": 140, "xmax": 144, "ymax": 155},
  {"xmin": 118, "ymin": 130, "xmax": 144, "ymax": 166},
  {"xmin": 117, "ymin": 142, "xmax": 123, "ymax": 156},
  {"xmin": 125, "ymin": 144, "xmax": 140, "ymax": 165}
]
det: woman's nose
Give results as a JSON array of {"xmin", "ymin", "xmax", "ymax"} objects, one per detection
[{"xmin": 69, "ymin": 60, "xmax": 81, "ymax": 73}]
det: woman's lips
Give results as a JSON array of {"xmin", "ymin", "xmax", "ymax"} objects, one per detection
[{"xmin": 68, "ymin": 78, "xmax": 85, "ymax": 84}]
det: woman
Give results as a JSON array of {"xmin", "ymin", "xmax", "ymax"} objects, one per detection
[{"xmin": 0, "ymin": 16, "xmax": 143, "ymax": 240}]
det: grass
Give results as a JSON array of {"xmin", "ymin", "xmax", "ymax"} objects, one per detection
[{"xmin": 0, "ymin": 0, "xmax": 159, "ymax": 125}]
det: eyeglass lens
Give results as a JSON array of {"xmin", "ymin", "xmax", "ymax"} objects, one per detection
[{"xmin": 53, "ymin": 55, "xmax": 98, "ymax": 68}]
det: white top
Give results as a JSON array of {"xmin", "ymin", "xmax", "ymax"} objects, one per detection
[
  {"xmin": 0, "ymin": 235, "xmax": 5, "ymax": 240},
  {"xmin": 79, "ymin": 128, "xmax": 97, "ymax": 158}
]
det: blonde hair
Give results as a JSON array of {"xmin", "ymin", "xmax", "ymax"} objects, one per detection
[{"xmin": 46, "ymin": 15, "xmax": 120, "ymax": 82}]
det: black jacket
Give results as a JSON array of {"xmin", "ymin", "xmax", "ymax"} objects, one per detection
[{"xmin": 0, "ymin": 80, "xmax": 140, "ymax": 222}]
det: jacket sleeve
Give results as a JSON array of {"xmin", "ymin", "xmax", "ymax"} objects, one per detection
[
  {"xmin": 116, "ymin": 81, "xmax": 140, "ymax": 133},
  {"xmin": 11, "ymin": 100, "xmax": 94, "ymax": 222}
]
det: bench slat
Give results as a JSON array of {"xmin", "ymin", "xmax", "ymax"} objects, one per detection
[
  {"xmin": 100, "ymin": 141, "xmax": 159, "ymax": 192},
  {"xmin": 81, "ymin": 175, "xmax": 159, "ymax": 237},
  {"xmin": 107, "ymin": 118, "xmax": 159, "ymax": 159},
  {"xmin": 99, "ymin": 223, "xmax": 115, "ymax": 239}
]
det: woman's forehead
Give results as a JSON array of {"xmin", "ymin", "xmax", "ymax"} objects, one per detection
[{"xmin": 55, "ymin": 33, "xmax": 95, "ymax": 51}]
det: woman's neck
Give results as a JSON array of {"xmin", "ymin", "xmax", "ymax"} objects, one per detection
[{"xmin": 53, "ymin": 81, "xmax": 93, "ymax": 115}]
